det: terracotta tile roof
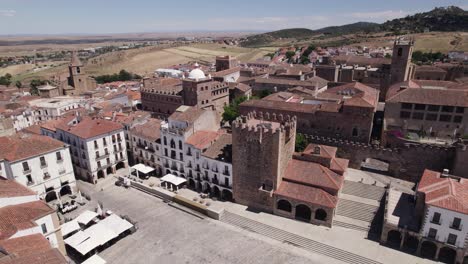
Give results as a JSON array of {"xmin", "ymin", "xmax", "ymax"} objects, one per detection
[
  {"xmin": 211, "ymin": 67, "xmax": 241, "ymax": 77},
  {"xmin": 333, "ymin": 55, "xmax": 390, "ymax": 67},
  {"xmin": 186, "ymin": 130, "xmax": 221, "ymax": 150},
  {"xmin": 254, "ymin": 77, "xmax": 323, "ymax": 88},
  {"xmin": 0, "ymin": 234, "xmax": 51, "ymax": 257},
  {"xmin": 0, "ymin": 177, "xmax": 36, "ymax": 198},
  {"xmin": 22, "ymin": 125, "xmax": 42, "ymax": 135},
  {"xmin": 275, "ymin": 181, "xmax": 338, "ymax": 208},
  {"xmin": 130, "ymin": 118, "xmax": 162, "ymax": 141},
  {"xmin": 240, "ymin": 99, "xmax": 341, "ymax": 114},
  {"xmin": 0, "ymin": 248, "xmax": 67, "ymax": 264},
  {"xmin": 56, "ymin": 117, "xmax": 123, "ymax": 139},
  {"xmin": 230, "ymin": 83, "xmax": 251, "ymax": 93},
  {"xmin": 263, "ymin": 92, "xmax": 303, "ymax": 102},
  {"xmin": 115, "ymin": 111, "xmax": 151, "ymax": 125},
  {"xmin": 323, "ymin": 82, "xmax": 379, "ymax": 108},
  {"xmin": 40, "ymin": 116, "xmax": 75, "ymax": 132},
  {"xmin": 202, "ymin": 133, "xmax": 232, "ymax": 162},
  {"xmin": 415, "ymin": 65, "xmax": 447, "ymax": 73},
  {"xmin": 387, "ymin": 84, "xmax": 468, "ymax": 107},
  {"xmin": 169, "ymin": 106, "xmax": 205, "ymax": 123},
  {"xmin": 126, "ymin": 90, "xmax": 141, "ymax": 101},
  {"xmin": 0, "ymin": 201, "xmax": 55, "ymax": 240},
  {"xmin": 284, "ymin": 159, "xmax": 343, "ymax": 192},
  {"xmin": 418, "ymin": 169, "xmax": 468, "ymax": 214},
  {"xmin": 0, "ymin": 134, "xmax": 65, "ymax": 162},
  {"xmin": 304, "ymin": 144, "xmax": 337, "ymax": 159}
]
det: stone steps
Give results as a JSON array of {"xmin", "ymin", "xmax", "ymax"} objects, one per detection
[
  {"xmin": 342, "ymin": 181, "xmax": 386, "ymax": 201},
  {"xmin": 336, "ymin": 199, "xmax": 379, "ymax": 223},
  {"xmin": 220, "ymin": 211, "xmax": 382, "ymax": 264}
]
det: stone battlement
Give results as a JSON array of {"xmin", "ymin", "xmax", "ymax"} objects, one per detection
[{"xmin": 232, "ymin": 111, "xmax": 296, "ymax": 137}]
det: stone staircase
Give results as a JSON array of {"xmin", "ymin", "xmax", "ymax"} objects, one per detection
[
  {"xmin": 342, "ymin": 180, "xmax": 386, "ymax": 201},
  {"xmin": 336, "ymin": 199, "xmax": 380, "ymax": 223},
  {"xmin": 220, "ymin": 211, "xmax": 382, "ymax": 264}
]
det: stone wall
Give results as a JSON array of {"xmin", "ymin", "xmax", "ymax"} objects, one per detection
[{"xmin": 302, "ymin": 134, "xmax": 456, "ymax": 182}]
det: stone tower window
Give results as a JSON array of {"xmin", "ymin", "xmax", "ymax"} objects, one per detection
[
  {"xmin": 77, "ymin": 67, "xmax": 81, "ymax": 73},
  {"xmin": 397, "ymin": 48, "xmax": 402, "ymax": 57}
]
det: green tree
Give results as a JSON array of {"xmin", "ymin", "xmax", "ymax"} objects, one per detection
[
  {"xmin": 285, "ymin": 51, "xmax": 296, "ymax": 61},
  {"xmin": 259, "ymin": 89, "xmax": 272, "ymax": 98},
  {"xmin": 29, "ymin": 79, "xmax": 46, "ymax": 95},
  {"xmin": 295, "ymin": 133, "xmax": 308, "ymax": 152},
  {"xmin": 15, "ymin": 81, "xmax": 22, "ymax": 89},
  {"xmin": 0, "ymin": 74, "xmax": 12, "ymax": 86},
  {"xmin": 222, "ymin": 96, "xmax": 248, "ymax": 123}
]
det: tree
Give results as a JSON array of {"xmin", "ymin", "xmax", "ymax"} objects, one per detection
[
  {"xmin": 0, "ymin": 73, "xmax": 12, "ymax": 86},
  {"xmin": 222, "ymin": 96, "xmax": 248, "ymax": 123},
  {"xmin": 295, "ymin": 133, "xmax": 308, "ymax": 152},
  {"xmin": 29, "ymin": 79, "xmax": 46, "ymax": 95},
  {"xmin": 259, "ymin": 89, "xmax": 272, "ymax": 98},
  {"xmin": 15, "ymin": 81, "xmax": 22, "ymax": 89},
  {"xmin": 285, "ymin": 51, "xmax": 296, "ymax": 62}
]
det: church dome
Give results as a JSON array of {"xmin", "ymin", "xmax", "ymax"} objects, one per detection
[{"xmin": 188, "ymin": 68, "xmax": 206, "ymax": 80}]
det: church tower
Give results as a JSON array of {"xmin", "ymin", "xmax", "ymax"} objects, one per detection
[
  {"xmin": 67, "ymin": 51, "xmax": 87, "ymax": 93},
  {"xmin": 390, "ymin": 37, "xmax": 415, "ymax": 84}
]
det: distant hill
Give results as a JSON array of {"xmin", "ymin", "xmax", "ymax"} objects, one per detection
[
  {"xmin": 381, "ymin": 6, "xmax": 468, "ymax": 33},
  {"xmin": 241, "ymin": 6, "xmax": 468, "ymax": 47}
]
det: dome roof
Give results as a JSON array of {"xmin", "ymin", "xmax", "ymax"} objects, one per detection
[{"xmin": 188, "ymin": 68, "xmax": 206, "ymax": 80}]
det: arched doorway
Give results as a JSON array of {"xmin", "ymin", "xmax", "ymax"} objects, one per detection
[
  {"xmin": 212, "ymin": 186, "xmax": 220, "ymax": 198},
  {"xmin": 420, "ymin": 241, "xmax": 437, "ymax": 259},
  {"xmin": 386, "ymin": 230, "xmax": 402, "ymax": 248},
  {"xmin": 97, "ymin": 170, "xmax": 105, "ymax": 179},
  {"xmin": 222, "ymin": 190, "xmax": 233, "ymax": 201},
  {"xmin": 277, "ymin": 199, "xmax": 292, "ymax": 212},
  {"xmin": 45, "ymin": 190, "xmax": 57, "ymax": 202},
  {"xmin": 106, "ymin": 167, "xmax": 113, "ymax": 175},
  {"xmin": 315, "ymin": 208, "xmax": 327, "ymax": 221},
  {"xmin": 116, "ymin": 161, "xmax": 125, "ymax": 170},
  {"xmin": 173, "ymin": 172, "xmax": 178, "ymax": 177},
  {"xmin": 438, "ymin": 247, "xmax": 457, "ymax": 264},
  {"xmin": 295, "ymin": 204, "xmax": 311, "ymax": 222},
  {"xmin": 166, "ymin": 169, "xmax": 171, "ymax": 175},
  {"xmin": 189, "ymin": 179, "xmax": 195, "ymax": 189},
  {"xmin": 402, "ymin": 235, "xmax": 419, "ymax": 253},
  {"xmin": 60, "ymin": 185, "xmax": 72, "ymax": 196},
  {"xmin": 203, "ymin": 183, "xmax": 211, "ymax": 194}
]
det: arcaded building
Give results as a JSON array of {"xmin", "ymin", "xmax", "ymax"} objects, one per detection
[{"xmin": 232, "ymin": 112, "xmax": 348, "ymax": 227}]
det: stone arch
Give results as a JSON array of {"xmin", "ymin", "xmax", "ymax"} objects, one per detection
[
  {"xmin": 438, "ymin": 247, "xmax": 456, "ymax": 264},
  {"xmin": 116, "ymin": 161, "xmax": 125, "ymax": 170},
  {"xmin": 420, "ymin": 240, "xmax": 437, "ymax": 259},
  {"xmin": 203, "ymin": 182, "xmax": 211, "ymax": 194},
  {"xmin": 212, "ymin": 186, "xmax": 220, "ymax": 198},
  {"xmin": 45, "ymin": 190, "xmax": 57, "ymax": 202},
  {"xmin": 222, "ymin": 189, "xmax": 233, "ymax": 201},
  {"xmin": 97, "ymin": 170, "xmax": 105, "ymax": 179},
  {"xmin": 166, "ymin": 169, "xmax": 171, "ymax": 175},
  {"xmin": 173, "ymin": 172, "xmax": 178, "ymax": 177},
  {"xmin": 188, "ymin": 178, "xmax": 195, "ymax": 189},
  {"xmin": 315, "ymin": 208, "xmax": 327, "ymax": 221},
  {"xmin": 277, "ymin": 199, "xmax": 292, "ymax": 212},
  {"xmin": 386, "ymin": 230, "xmax": 402, "ymax": 248},
  {"xmin": 59, "ymin": 185, "xmax": 72, "ymax": 197},
  {"xmin": 106, "ymin": 167, "xmax": 113, "ymax": 175},
  {"xmin": 402, "ymin": 235, "xmax": 419, "ymax": 253},
  {"xmin": 295, "ymin": 204, "xmax": 311, "ymax": 222}
]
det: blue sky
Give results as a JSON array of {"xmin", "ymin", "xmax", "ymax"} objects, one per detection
[{"xmin": 0, "ymin": 0, "xmax": 467, "ymax": 35}]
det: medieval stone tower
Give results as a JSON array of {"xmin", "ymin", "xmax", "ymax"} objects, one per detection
[
  {"xmin": 67, "ymin": 51, "xmax": 88, "ymax": 92},
  {"xmin": 390, "ymin": 37, "xmax": 415, "ymax": 84},
  {"xmin": 232, "ymin": 112, "xmax": 296, "ymax": 212}
]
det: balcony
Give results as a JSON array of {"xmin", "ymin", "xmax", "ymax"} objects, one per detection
[
  {"xmin": 223, "ymin": 170, "xmax": 230, "ymax": 176},
  {"xmin": 212, "ymin": 178, "xmax": 219, "ymax": 185},
  {"xmin": 59, "ymin": 168, "xmax": 66, "ymax": 175},
  {"xmin": 195, "ymin": 166, "xmax": 201, "ymax": 172},
  {"xmin": 96, "ymin": 154, "xmax": 109, "ymax": 160},
  {"xmin": 26, "ymin": 180, "xmax": 35, "ymax": 186},
  {"xmin": 212, "ymin": 167, "xmax": 218, "ymax": 173},
  {"xmin": 430, "ymin": 219, "xmax": 441, "ymax": 225},
  {"xmin": 43, "ymin": 174, "xmax": 51, "ymax": 180},
  {"xmin": 450, "ymin": 223, "xmax": 463, "ymax": 231},
  {"xmin": 57, "ymin": 158, "xmax": 64, "ymax": 163},
  {"xmin": 40, "ymin": 163, "xmax": 47, "ymax": 169},
  {"xmin": 23, "ymin": 168, "xmax": 31, "ymax": 174}
]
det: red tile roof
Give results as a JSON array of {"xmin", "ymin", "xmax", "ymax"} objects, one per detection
[
  {"xmin": 130, "ymin": 118, "xmax": 162, "ymax": 141},
  {"xmin": 323, "ymin": 82, "xmax": 379, "ymax": 108},
  {"xmin": 418, "ymin": 169, "xmax": 468, "ymax": 214},
  {"xmin": 284, "ymin": 159, "xmax": 343, "ymax": 192},
  {"xmin": 275, "ymin": 181, "xmax": 338, "ymax": 208},
  {"xmin": 0, "ymin": 234, "xmax": 51, "ymax": 257},
  {"xmin": 0, "ymin": 201, "xmax": 55, "ymax": 240},
  {"xmin": 0, "ymin": 134, "xmax": 65, "ymax": 162},
  {"xmin": 56, "ymin": 117, "xmax": 123, "ymax": 139},
  {"xmin": 186, "ymin": 130, "xmax": 221, "ymax": 150},
  {"xmin": 0, "ymin": 248, "xmax": 67, "ymax": 264},
  {"xmin": 0, "ymin": 177, "xmax": 36, "ymax": 198}
]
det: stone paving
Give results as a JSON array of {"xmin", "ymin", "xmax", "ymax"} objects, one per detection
[{"xmin": 74, "ymin": 177, "xmax": 327, "ymax": 264}]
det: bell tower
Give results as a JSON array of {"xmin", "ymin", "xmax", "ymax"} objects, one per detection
[
  {"xmin": 67, "ymin": 51, "xmax": 87, "ymax": 92},
  {"xmin": 390, "ymin": 37, "xmax": 415, "ymax": 84}
]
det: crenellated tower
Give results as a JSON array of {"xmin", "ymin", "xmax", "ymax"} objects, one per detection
[{"xmin": 232, "ymin": 111, "xmax": 296, "ymax": 212}]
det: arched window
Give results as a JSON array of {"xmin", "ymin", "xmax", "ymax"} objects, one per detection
[
  {"xmin": 179, "ymin": 140, "xmax": 183, "ymax": 150},
  {"xmin": 277, "ymin": 200, "xmax": 292, "ymax": 212},
  {"xmin": 170, "ymin": 139, "xmax": 175, "ymax": 149},
  {"xmin": 315, "ymin": 209, "xmax": 327, "ymax": 221}
]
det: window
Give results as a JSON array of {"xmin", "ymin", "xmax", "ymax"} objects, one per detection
[
  {"xmin": 431, "ymin": 212, "xmax": 441, "ymax": 224},
  {"xmin": 428, "ymin": 228, "xmax": 437, "ymax": 239},
  {"xmin": 26, "ymin": 175, "xmax": 33, "ymax": 185},
  {"xmin": 41, "ymin": 223, "xmax": 47, "ymax": 234},
  {"xmin": 179, "ymin": 140, "xmax": 183, "ymax": 150},
  {"xmin": 103, "ymin": 138, "xmax": 107, "ymax": 146},
  {"xmin": 94, "ymin": 140, "xmax": 98, "ymax": 148},
  {"xmin": 442, "ymin": 106, "xmax": 454, "ymax": 113},
  {"xmin": 22, "ymin": 162, "xmax": 30, "ymax": 172},
  {"xmin": 40, "ymin": 156, "xmax": 47, "ymax": 167},
  {"xmin": 179, "ymin": 153, "xmax": 183, "ymax": 161},
  {"xmin": 412, "ymin": 112, "xmax": 424, "ymax": 120},
  {"xmin": 456, "ymin": 107, "xmax": 465, "ymax": 114},
  {"xmin": 164, "ymin": 149, "xmax": 168, "ymax": 157},
  {"xmin": 163, "ymin": 137, "xmax": 167, "ymax": 145},
  {"xmin": 56, "ymin": 152, "xmax": 62, "ymax": 161},
  {"xmin": 439, "ymin": 115, "xmax": 452, "ymax": 122},
  {"xmin": 451, "ymin": 217, "xmax": 462, "ymax": 230},
  {"xmin": 414, "ymin": 104, "xmax": 426, "ymax": 111},
  {"xmin": 97, "ymin": 161, "xmax": 101, "ymax": 168},
  {"xmin": 401, "ymin": 103, "xmax": 412, "ymax": 110},
  {"xmin": 400, "ymin": 111, "xmax": 411, "ymax": 119},
  {"xmin": 43, "ymin": 172, "xmax": 50, "ymax": 180},
  {"xmin": 425, "ymin": 113, "xmax": 437, "ymax": 121},
  {"xmin": 447, "ymin": 233, "xmax": 457, "ymax": 245},
  {"xmin": 454, "ymin": 116, "xmax": 463, "ymax": 123},
  {"xmin": 225, "ymin": 178, "xmax": 229, "ymax": 186}
]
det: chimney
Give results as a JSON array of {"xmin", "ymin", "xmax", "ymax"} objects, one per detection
[{"xmin": 442, "ymin": 169, "xmax": 449, "ymax": 177}]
